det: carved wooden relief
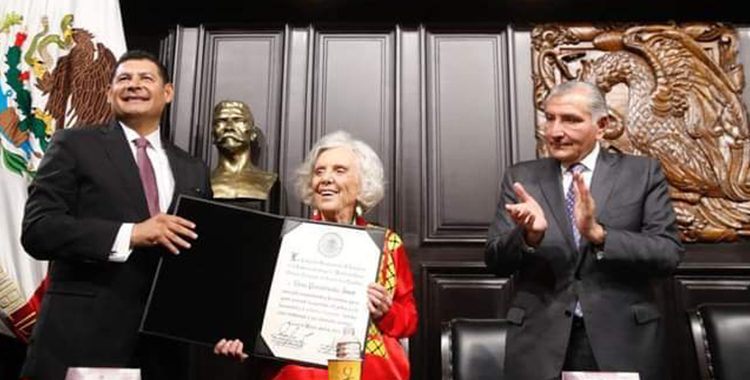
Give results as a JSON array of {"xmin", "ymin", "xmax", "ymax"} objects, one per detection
[{"xmin": 532, "ymin": 23, "xmax": 750, "ymax": 243}]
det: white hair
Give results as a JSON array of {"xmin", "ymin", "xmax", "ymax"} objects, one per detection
[
  {"xmin": 546, "ymin": 81, "xmax": 609, "ymax": 122},
  {"xmin": 295, "ymin": 131, "xmax": 385, "ymax": 213}
]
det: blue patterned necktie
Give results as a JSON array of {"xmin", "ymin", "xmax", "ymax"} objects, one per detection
[
  {"xmin": 565, "ymin": 163, "xmax": 585, "ymax": 248},
  {"xmin": 565, "ymin": 163, "xmax": 586, "ymax": 317}
]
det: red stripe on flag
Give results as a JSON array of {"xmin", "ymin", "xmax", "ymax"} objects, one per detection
[{"xmin": 8, "ymin": 275, "xmax": 48, "ymax": 343}]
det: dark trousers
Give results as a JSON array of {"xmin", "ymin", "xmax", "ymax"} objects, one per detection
[
  {"xmin": 562, "ymin": 316, "xmax": 599, "ymax": 372},
  {"xmin": 137, "ymin": 335, "xmax": 191, "ymax": 380},
  {"xmin": 0, "ymin": 333, "xmax": 25, "ymax": 380}
]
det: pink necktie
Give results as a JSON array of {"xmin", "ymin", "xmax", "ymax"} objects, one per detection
[{"xmin": 133, "ymin": 137, "xmax": 160, "ymax": 216}]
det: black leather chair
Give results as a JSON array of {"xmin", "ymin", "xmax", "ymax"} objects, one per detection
[
  {"xmin": 688, "ymin": 303, "xmax": 750, "ymax": 380},
  {"xmin": 441, "ymin": 318, "xmax": 510, "ymax": 380}
]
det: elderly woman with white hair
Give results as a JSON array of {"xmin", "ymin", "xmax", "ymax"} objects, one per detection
[{"xmin": 216, "ymin": 130, "xmax": 418, "ymax": 380}]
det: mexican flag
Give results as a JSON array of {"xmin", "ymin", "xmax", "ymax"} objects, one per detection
[{"xmin": 0, "ymin": 0, "xmax": 127, "ymax": 342}]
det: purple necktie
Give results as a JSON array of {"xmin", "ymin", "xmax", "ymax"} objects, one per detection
[
  {"xmin": 134, "ymin": 137, "xmax": 160, "ymax": 216},
  {"xmin": 565, "ymin": 163, "xmax": 585, "ymax": 248}
]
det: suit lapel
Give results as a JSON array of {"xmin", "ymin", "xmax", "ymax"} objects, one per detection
[
  {"xmin": 538, "ymin": 159, "xmax": 578, "ymax": 251},
  {"xmin": 576, "ymin": 148, "xmax": 621, "ymax": 256},
  {"xmin": 102, "ymin": 120, "xmax": 150, "ymax": 218},
  {"xmin": 163, "ymin": 142, "xmax": 186, "ymax": 212},
  {"xmin": 590, "ymin": 148, "xmax": 621, "ymax": 221}
]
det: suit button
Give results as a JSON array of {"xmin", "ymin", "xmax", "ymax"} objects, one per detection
[{"xmin": 564, "ymin": 310, "xmax": 572, "ymax": 317}]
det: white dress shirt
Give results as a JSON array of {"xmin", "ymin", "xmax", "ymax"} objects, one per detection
[
  {"xmin": 109, "ymin": 122, "xmax": 175, "ymax": 262},
  {"xmin": 560, "ymin": 143, "xmax": 599, "ymax": 195}
]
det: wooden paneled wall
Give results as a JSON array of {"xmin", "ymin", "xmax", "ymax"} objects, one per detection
[{"xmin": 160, "ymin": 24, "xmax": 750, "ymax": 380}]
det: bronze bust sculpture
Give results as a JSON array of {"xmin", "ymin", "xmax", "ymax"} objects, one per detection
[{"xmin": 210, "ymin": 100, "xmax": 277, "ymax": 200}]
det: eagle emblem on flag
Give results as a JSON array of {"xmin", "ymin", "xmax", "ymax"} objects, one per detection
[{"xmin": 0, "ymin": 12, "xmax": 116, "ymax": 178}]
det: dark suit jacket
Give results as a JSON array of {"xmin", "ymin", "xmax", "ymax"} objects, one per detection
[
  {"xmin": 485, "ymin": 148, "xmax": 684, "ymax": 380},
  {"xmin": 20, "ymin": 121, "xmax": 212, "ymax": 380}
]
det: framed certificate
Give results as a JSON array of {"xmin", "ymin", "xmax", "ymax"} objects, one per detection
[
  {"xmin": 140, "ymin": 196, "xmax": 384, "ymax": 367},
  {"xmin": 256, "ymin": 218, "xmax": 383, "ymax": 365}
]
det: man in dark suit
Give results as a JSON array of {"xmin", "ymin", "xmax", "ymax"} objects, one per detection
[
  {"xmin": 485, "ymin": 81, "xmax": 684, "ymax": 380},
  {"xmin": 21, "ymin": 50, "xmax": 211, "ymax": 380}
]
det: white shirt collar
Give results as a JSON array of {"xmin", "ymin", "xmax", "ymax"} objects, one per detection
[
  {"xmin": 120, "ymin": 121, "xmax": 162, "ymax": 150},
  {"xmin": 560, "ymin": 143, "xmax": 600, "ymax": 174}
]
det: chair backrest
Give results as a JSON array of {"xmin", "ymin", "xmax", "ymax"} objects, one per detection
[
  {"xmin": 441, "ymin": 318, "xmax": 510, "ymax": 380},
  {"xmin": 688, "ymin": 303, "xmax": 750, "ymax": 380}
]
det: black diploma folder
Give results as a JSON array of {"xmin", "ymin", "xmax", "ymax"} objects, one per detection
[{"xmin": 140, "ymin": 195, "xmax": 384, "ymax": 365}]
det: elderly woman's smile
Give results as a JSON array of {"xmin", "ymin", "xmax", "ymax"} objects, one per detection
[{"xmin": 311, "ymin": 147, "xmax": 362, "ymax": 223}]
